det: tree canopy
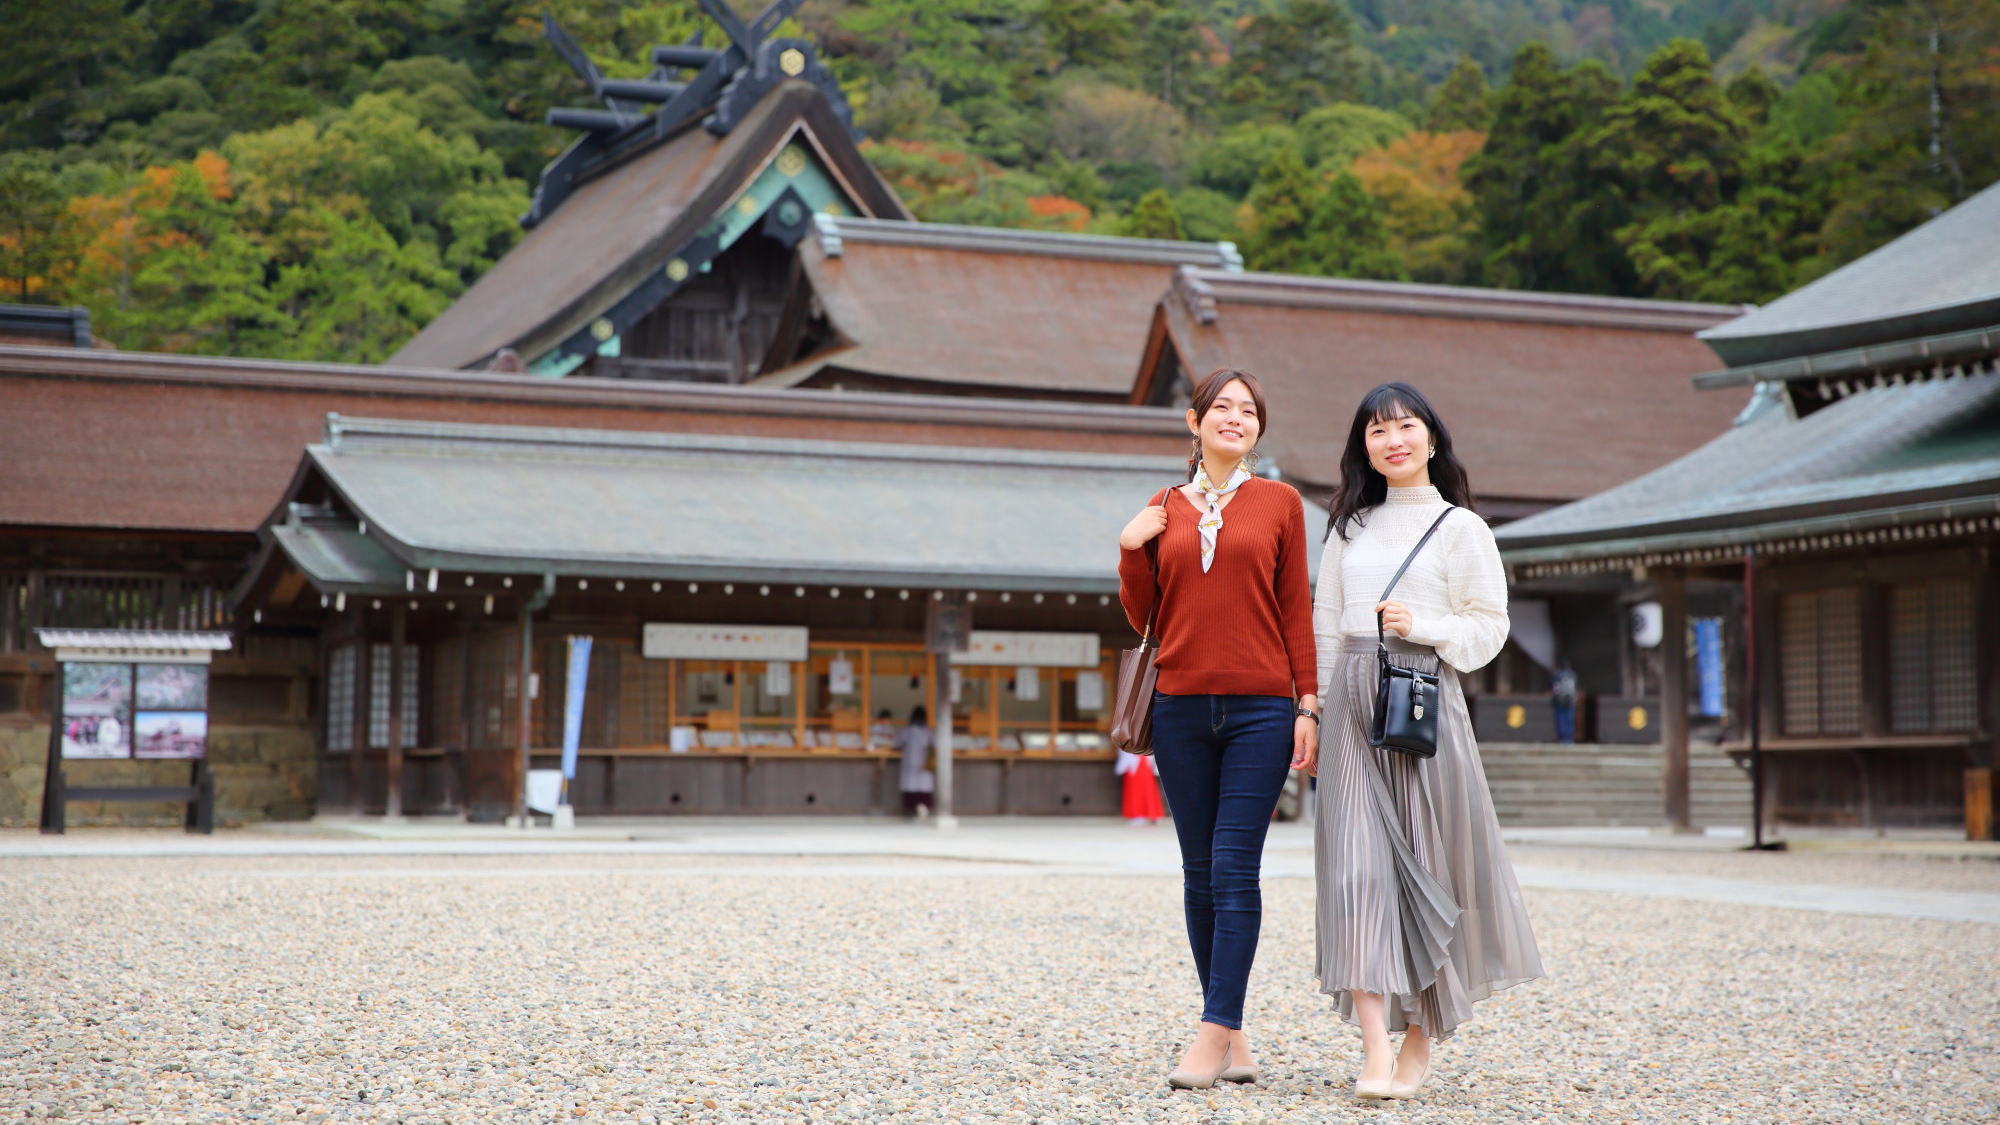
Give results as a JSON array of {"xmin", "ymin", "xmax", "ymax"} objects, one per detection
[{"xmin": 1, "ymin": 0, "xmax": 1995, "ymax": 360}]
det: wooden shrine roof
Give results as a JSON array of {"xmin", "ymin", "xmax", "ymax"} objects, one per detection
[
  {"xmin": 1147, "ymin": 267, "xmax": 1749, "ymax": 512},
  {"xmin": 0, "ymin": 344, "xmax": 1187, "ymax": 536},
  {"xmin": 751, "ymin": 217, "xmax": 1239, "ymax": 399},
  {"xmin": 247, "ymin": 415, "xmax": 1326, "ymax": 595},
  {"xmin": 389, "ymin": 81, "xmax": 908, "ymax": 372}
]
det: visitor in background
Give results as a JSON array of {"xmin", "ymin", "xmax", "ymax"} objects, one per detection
[
  {"xmin": 1115, "ymin": 747, "xmax": 1164, "ymax": 825},
  {"xmin": 1551, "ymin": 660, "xmax": 1578, "ymax": 744},
  {"xmin": 896, "ymin": 705, "xmax": 934, "ymax": 818},
  {"xmin": 870, "ymin": 708, "xmax": 897, "ymax": 752}
]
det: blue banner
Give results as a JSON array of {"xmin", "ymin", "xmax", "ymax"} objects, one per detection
[
  {"xmin": 1693, "ymin": 617, "xmax": 1724, "ymax": 718},
  {"xmin": 561, "ymin": 635, "xmax": 592, "ymax": 788}
]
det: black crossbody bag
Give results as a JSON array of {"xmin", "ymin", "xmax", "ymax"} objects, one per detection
[{"xmin": 1369, "ymin": 507, "xmax": 1455, "ymax": 758}]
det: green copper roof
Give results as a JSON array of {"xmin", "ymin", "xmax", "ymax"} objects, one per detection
[
  {"xmin": 1494, "ymin": 371, "xmax": 2000, "ymax": 562},
  {"xmin": 1700, "ymin": 179, "xmax": 2000, "ymax": 367}
]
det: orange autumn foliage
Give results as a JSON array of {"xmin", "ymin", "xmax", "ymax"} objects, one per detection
[
  {"xmin": 1025, "ymin": 194, "xmax": 1090, "ymax": 231},
  {"xmin": 57, "ymin": 151, "xmax": 236, "ymax": 297},
  {"xmin": 1350, "ymin": 130, "xmax": 1484, "ymax": 211},
  {"xmin": 1350, "ymin": 130, "xmax": 1486, "ymax": 282}
]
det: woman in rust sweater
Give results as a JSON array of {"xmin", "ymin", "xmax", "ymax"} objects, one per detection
[{"xmin": 1117, "ymin": 367, "xmax": 1319, "ymax": 1090}]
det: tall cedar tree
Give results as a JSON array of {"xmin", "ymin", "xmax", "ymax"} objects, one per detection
[
  {"xmin": 1461, "ymin": 44, "xmax": 1627, "ymax": 293},
  {"xmin": 1224, "ymin": 0, "xmax": 1364, "ymax": 122},
  {"xmin": 1306, "ymin": 171, "xmax": 1408, "ymax": 281},
  {"xmin": 1588, "ymin": 39, "xmax": 1749, "ymax": 299},
  {"xmin": 1243, "ymin": 148, "xmax": 1321, "ymax": 274},
  {"xmin": 1423, "ymin": 55, "xmax": 1491, "ymax": 132},
  {"xmin": 1814, "ymin": 0, "xmax": 2000, "ymax": 269},
  {"xmin": 1119, "ymin": 187, "xmax": 1186, "ymax": 240}
]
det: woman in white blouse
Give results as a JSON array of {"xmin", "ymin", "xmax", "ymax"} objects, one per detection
[{"xmin": 1310, "ymin": 381, "xmax": 1544, "ymax": 1101}]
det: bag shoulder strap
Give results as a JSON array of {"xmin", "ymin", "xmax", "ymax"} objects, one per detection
[
  {"xmin": 1376, "ymin": 505, "xmax": 1455, "ymax": 653},
  {"xmin": 1140, "ymin": 484, "xmax": 1180, "ymax": 645}
]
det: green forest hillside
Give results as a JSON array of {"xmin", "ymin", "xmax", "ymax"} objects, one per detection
[{"xmin": 2, "ymin": 0, "xmax": 1996, "ymax": 362}]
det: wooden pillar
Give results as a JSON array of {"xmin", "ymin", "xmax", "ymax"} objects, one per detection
[
  {"xmin": 933, "ymin": 652, "xmax": 955, "ymax": 827},
  {"xmin": 350, "ymin": 610, "xmax": 370, "ymax": 813},
  {"xmin": 1969, "ymin": 544, "xmax": 2000, "ymax": 840},
  {"xmin": 515, "ymin": 602, "xmax": 535, "ymax": 826},
  {"xmin": 385, "ymin": 601, "xmax": 406, "ymax": 818},
  {"xmin": 1658, "ymin": 573, "xmax": 1691, "ymax": 831}
]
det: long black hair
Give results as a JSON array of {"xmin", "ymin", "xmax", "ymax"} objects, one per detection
[{"xmin": 1325, "ymin": 382, "xmax": 1476, "ymax": 541}]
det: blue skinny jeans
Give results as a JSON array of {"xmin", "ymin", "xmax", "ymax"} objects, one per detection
[{"xmin": 1149, "ymin": 692, "xmax": 1294, "ymax": 1030}]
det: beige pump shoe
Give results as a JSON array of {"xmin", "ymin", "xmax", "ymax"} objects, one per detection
[
  {"xmin": 1354, "ymin": 1056, "xmax": 1394, "ymax": 1099},
  {"xmin": 1219, "ymin": 1060, "xmax": 1261, "ymax": 1084},
  {"xmin": 1167, "ymin": 1046, "xmax": 1232, "ymax": 1090},
  {"xmin": 1388, "ymin": 1057, "xmax": 1433, "ymax": 1099}
]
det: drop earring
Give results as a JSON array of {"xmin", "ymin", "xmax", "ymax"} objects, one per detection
[{"xmin": 1245, "ymin": 450, "xmax": 1261, "ymax": 474}]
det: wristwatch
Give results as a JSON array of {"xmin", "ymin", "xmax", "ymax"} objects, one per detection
[{"xmin": 1295, "ymin": 707, "xmax": 1320, "ymax": 725}]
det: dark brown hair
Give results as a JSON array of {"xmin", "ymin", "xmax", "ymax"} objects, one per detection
[
  {"xmin": 1325, "ymin": 381, "xmax": 1476, "ymax": 541},
  {"xmin": 1186, "ymin": 367, "xmax": 1269, "ymax": 481}
]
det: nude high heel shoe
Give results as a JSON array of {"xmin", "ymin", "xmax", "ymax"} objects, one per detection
[
  {"xmin": 1354, "ymin": 1057, "xmax": 1393, "ymax": 1100},
  {"xmin": 1219, "ymin": 1057, "xmax": 1261, "ymax": 1084},
  {"xmin": 1167, "ymin": 1046, "xmax": 1232, "ymax": 1090},
  {"xmin": 1388, "ymin": 1057, "xmax": 1433, "ymax": 1099}
]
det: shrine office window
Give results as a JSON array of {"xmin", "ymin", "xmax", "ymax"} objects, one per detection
[
  {"xmin": 368, "ymin": 643, "xmax": 421, "ymax": 748},
  {"xmin": 1889, "ymin": 578, "xmax": 1977, "ymax": 733},
  {"xmin": 326, "ymin": 645, "xmax": 357, "ymax": 753},
  {"xmin": 1778, "ymin": 588, "xmax": 1862, "ymax": 736}
]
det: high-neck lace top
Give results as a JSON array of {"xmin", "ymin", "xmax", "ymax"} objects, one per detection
[{"xmin": 1312, "ymin": 485, "xmax": 1509, "ymax": 696}]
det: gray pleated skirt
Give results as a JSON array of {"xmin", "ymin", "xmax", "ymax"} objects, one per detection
[{"xmin": 1314, "ymin": 634, "xmax": 1544, "ymax": 1042}]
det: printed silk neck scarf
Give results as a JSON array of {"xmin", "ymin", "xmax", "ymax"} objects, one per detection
[{"xmin": 1190, "ymin": 461, "xmax": 1253, "ymax": 573}]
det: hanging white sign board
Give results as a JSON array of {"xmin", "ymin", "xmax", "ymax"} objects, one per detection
[
  {"xmin": 950, "ymin": 631, "xmax": 1100, "ymax": 668},
  {"xmin": 643, "ymin": 624, "xmax": 808, "ymax": 661}
]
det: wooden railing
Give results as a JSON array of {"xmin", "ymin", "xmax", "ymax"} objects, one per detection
[{"xmin": 0, "ymin": 572, "xmax": 232, "ymax": 652}]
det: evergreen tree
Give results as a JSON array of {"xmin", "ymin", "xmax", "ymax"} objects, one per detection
[
  {"xmin": 1305, "ymin": 171, "xmax": 1408, "ymax": 281},
  {"xmin": 1242, "ymin": 148, "xmax": 1322, "ymax": 274},
  {"xmin": 1462, "ymin": 44, "xmax": 1625, "ymax": 292},
  {"xmin": 120, "ymin": 160, "xmax": 289, "ymax": 354},
  {"xmin": 1118, "ymin": 187, "xmax": 1186, "ymax": 240},
  {"xmin": 1725, "ymin": 65, "xmax": 1783, "ymax": 128},
  {"xmin": 1423, "ymin": 55, "xmax": 1490, "ymax": 132},
  {"xmin": 1296, "ymin": 103, "xmax": 1414, "ymax": 174},
  {"xmin": 0, "ymin": 154, "xmax": 76, "ymax": 302},
  {"xmin": 1813, "ymin": 0, "xmax": 2000, "ymax": 269},
  {"xmin": 1591, "ymin": 39, "xmax": 1746, "ymax": 216},
  {"xmin": 1226, "ymin": 0, "xmax": 1363, "ymax": 122},
  {"xmin": 1038, "ymin": 0, "xmax": 1136, "ymax": 73},
  {"xmin": 1590, "ymin": 39, "xmax": 1749, "ymax": 299}
]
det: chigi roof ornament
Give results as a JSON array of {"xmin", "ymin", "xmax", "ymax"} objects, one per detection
[{"xmin": 526, "ymin": 0, "xmax": 854, "ymax": 228}]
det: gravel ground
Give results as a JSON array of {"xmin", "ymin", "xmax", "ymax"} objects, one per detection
[
  {"xmin": 1506, "ymin": 843, "xmax": 2000, "ymax": 894},
  {"xmin": 2, "ymin": 853, "xmax": 1994, "ymax": 1124}
]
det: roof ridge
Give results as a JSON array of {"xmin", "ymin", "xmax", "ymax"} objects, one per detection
[
  {"xmin": 815, "ymin": 214, "xmax": 1241, "ymax": 269},
  {"xmin": 316, "ymin": 413, "xmax": 1186, "ymax": 473},
  {"xmin": 0, "ymin": 344, "xmax": 1186, "ymax": 434},
  {"xmin": 1173, "ymin": 265, "xmax": 1747, "ymax": 327}
]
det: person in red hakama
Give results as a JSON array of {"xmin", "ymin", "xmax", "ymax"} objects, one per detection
[{"xmin": 1116, "ymin": 747, "xmax": 1165, "ymax": 824}]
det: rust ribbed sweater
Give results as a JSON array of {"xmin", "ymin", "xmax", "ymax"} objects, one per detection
[{"xmin": 1117, "ymin": 477, "xmax": 1316, "ymax": 699}]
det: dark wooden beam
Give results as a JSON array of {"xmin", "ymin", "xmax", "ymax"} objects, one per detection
[
  {"xmin": 386, "ymin": 600, "xmax": 406, "ymax": 818},
  {"xmin": 1658, "ymin": 572, "xmax": 1691, "ymax": 830}
]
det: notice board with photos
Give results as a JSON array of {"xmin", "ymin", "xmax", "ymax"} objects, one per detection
[{"xmin": 37, "ymin": 629, "xmax": 231, "ymax": 834}]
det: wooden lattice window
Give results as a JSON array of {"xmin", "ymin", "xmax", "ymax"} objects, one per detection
[
  {"xmin": 1779, "ymin": 587, "xmax": 1861, "ymax": 736},
  {"xmin": 367, "ymin": 643, "xmax": 420, "ymax": 748},
  {"xmin": 1889, "ymin": 578, "xmax": 1977, "ymax": 733},
  {"xmin": 326, "ymin": 645, "xmax": 357, "ymax": 753}
]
